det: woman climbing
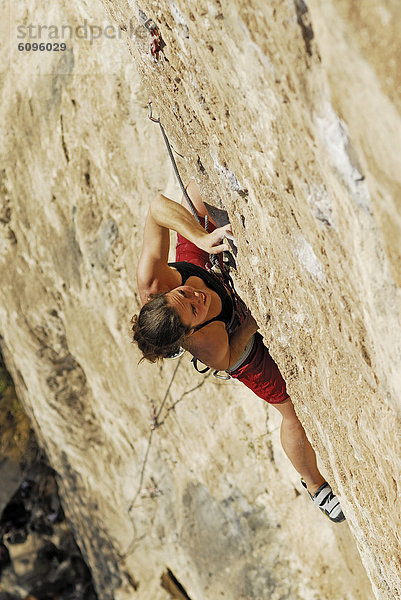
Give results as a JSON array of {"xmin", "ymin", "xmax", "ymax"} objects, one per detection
[{"xmin": 132, "ymin": 179, "xmax": 345, "ymax": 523}]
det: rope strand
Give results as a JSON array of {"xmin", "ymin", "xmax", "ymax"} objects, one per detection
[{"xmin": 148, "ymin": 102, "xmax": 200, "ymax": 224}]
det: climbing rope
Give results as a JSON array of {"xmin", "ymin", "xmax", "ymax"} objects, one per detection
[
  {"xmin": 147, "ymin": 102, "xmax": 215, "ymax": 257},
  {"xmin": 147, "ymin": 102, "xmax": 202, "ymax": 223}
]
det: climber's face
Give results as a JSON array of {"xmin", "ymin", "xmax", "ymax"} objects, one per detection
[{"xmin": 166, "ymin": 285, "xmax": 210, "ymax": 328}]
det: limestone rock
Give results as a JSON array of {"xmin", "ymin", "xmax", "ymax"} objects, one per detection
[{"xmin": 1, "ymin": 0, "xmax": 401, "ymax": 598}]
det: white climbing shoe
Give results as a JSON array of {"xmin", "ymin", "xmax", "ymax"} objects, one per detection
[{"xmin": 301, "ymin": 480, "xmax": 346, "ymax": 523}]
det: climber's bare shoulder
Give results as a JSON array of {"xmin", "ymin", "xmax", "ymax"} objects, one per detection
[{"xmin": 184, "ymin": 321, "xmax": 230, "ymax": 371}]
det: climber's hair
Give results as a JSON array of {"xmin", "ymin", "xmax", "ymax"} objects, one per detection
[{"xmin": 131, "ymin": 293, "xmax": 191, "ymax": 363}]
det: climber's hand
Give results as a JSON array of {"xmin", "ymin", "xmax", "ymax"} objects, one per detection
[{"xmin": 196, "ymin": 224, "xmax": 234, "ymax": 254}]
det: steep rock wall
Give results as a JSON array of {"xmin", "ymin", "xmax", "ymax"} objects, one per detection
[{"xmin": 1, "ymin": 0, "xmax": 401, "ymax": 599}]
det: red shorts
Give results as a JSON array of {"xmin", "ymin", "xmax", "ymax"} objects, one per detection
[
  {"xmin": 176, "ymin": 217, "xmax": 223, "ymax": 269},
  {"xmin": 229, "ymin": 333, "xmax": 289, "ymax": 404},
  {"xmin": 176, "ymin": 222, "xmax": 288, "ymax": 405}
]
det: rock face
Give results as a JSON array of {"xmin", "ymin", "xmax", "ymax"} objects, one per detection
[{"xmin": 2, "ymin": 0, "xmax": 401, "ymax": 599}]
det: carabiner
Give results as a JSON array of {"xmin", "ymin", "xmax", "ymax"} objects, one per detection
[
  {"xmin": 148, "ymin": 101, "xmax": 160, "ymax": 123},
  {"xmin": 213, "ymin": 370, "xmax": 232, "ymax": 380}
]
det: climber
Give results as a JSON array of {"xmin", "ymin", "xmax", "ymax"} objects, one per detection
[{"xmin": 132, "ymin": 180, "xmax": 345, "ymax": 523}]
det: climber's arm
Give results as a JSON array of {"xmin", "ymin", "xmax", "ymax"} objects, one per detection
[
  {"xmin": 137, "ymin": 194, "xmax": 233, "ymax": 302},
  {"xmin": 136, "ymin": 198, "xmax": 176, "ymax": 303},
  {"xmin": 150, "ymin": 194, "xmax": 232, "ymax": 253}
]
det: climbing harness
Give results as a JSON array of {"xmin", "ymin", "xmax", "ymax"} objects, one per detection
[{"xmin": 147, "ymin": 102, "xmax": 249, "ymax": 377}]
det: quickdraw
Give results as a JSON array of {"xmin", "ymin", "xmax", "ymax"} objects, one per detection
[
  {"xmin": 140, "ymin": 13, "xmax": 166, "ymax": 62},
  {"xmin": 191, "ymin": 358, "xmax": 231, "ymax": 380}
]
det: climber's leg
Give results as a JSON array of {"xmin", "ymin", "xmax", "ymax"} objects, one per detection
[
  {"xmin": 272, "ymin": 397, "xmax": 325, "ymax": 495},
  {"xmin": 180, "ymin": 179, "xmax": 212, "ymax": 220}
]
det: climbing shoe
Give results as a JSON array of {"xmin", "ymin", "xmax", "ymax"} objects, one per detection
[{"xmin": 301, "ymin": 480, "xmax": 346, "ymax": 523}]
